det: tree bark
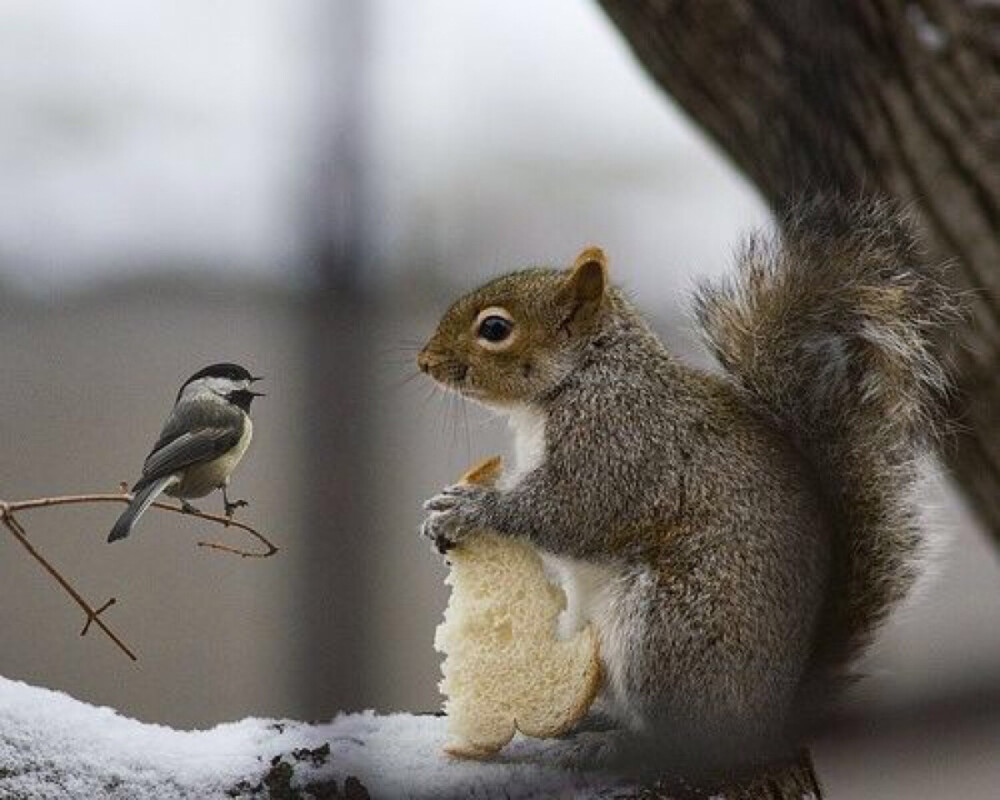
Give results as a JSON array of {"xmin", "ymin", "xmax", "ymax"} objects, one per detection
[
  {"xmin": 637, "ymin": 750, "xmax": 822, "ymax": 799},
  {"xmin": 597, "ymin": 0, "xmax": 1000, "ymax": 538}
]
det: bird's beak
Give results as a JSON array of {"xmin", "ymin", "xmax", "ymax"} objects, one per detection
[
  {"xmin": 249, "ymin": 390, "xmax": 266, "ymax": 398},
  {"xmin": 250, "ymin": 375, "xmax": 264, "ymax": 384}
]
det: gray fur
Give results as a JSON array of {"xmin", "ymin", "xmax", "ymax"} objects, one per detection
[
  {"xmin": 425, "ymin": 305, "xmax": 830, "ymax": 768},
  {"xmin": 694, "ymin": 196, "xmax": 956, "ymax": 706},
  {"xmin": 419, "ymin": 196, "xmax": 955, "ymax": 773}
]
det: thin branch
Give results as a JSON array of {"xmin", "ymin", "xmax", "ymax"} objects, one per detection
[
  {"xmin": 6, "ymin": 489, "xmax": 279, "ymax": 558},
  {"xmin": 80, "ymin": 597, "xmax": 117, "ymax": 637},
  {"xmin": 0, "ymin": 487, "xmax": 280, "ymax": 662},
  {"xmin": 0, "ymin": 501, "xmax": 137, "ymax": 661}
]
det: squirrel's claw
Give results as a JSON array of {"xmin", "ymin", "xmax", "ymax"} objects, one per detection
[
  {"xmin": 420, "ymin": 511, "xmax": 459, "ymax": 553},
  {"xmin": 423, "ymin": 493, "xmax": 460, "ymax": 513},
  {"xmin": 420, "ymin": 484, "xmax": 494, "ymax": 552},
  {"xmin": 423, "ymin": 483, "xmax": 480, "ymax": 511},
  {"xmin": 423, "ymin": 496, "xmax": 453, "ymax": 513}
]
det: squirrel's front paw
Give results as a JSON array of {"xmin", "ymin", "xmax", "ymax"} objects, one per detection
[{"xmin": 420, "ymin": 484, "xmax": 494, "ymax": 554}]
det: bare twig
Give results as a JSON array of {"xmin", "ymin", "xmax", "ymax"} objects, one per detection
[
  {"xmin": 0, "ymin": 488, "xmax": 280, "ymax": 662},
  {"xmin": 80, "ymin": 597, "xmax": 117, "ymax": 637},
  {"xmin": 6, "ymin": 490, "xmax": 279, "ymax": 558},
  {"xmin": 0, "ymin": 501, "xmax": 137, "ymax": 661}
]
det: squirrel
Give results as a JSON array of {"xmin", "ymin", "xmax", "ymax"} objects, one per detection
[{"xmin": 417, "ymin": 196, "xmax": 955, "ymax": 775}]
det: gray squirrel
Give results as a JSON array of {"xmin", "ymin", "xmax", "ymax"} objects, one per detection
[{"xmin": 417, "ymin": 196, "xmax": 955, "ymax": 775}]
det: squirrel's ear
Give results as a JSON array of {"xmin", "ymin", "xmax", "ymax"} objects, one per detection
[{"xmin": 560, "ymin": 247, "xmax": 608, "ymax": 315}]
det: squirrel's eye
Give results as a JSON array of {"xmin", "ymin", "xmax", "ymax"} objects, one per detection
[{"xmin": 478, "ymin": 315, "xmax": 513, "ymax": 343}]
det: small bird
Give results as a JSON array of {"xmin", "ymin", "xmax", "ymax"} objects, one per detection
[{"xmin": 108, "ymin": 362, "xmax": 264, "ymax": 543}]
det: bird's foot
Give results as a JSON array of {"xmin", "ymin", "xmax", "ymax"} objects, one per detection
[
  {"xmin": 180, "ymin": 501, "xmax": 201, "ymax": 514},
  {"xmin": 224, "ymin": 499, "xmax": 249, "ymax": 518}
]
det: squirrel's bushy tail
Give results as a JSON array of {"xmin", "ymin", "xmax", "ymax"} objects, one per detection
[{"xmin": 694, "ymin": 195, "xmax": 956, "ymax": 701}]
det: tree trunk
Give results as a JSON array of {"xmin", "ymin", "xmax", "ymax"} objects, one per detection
[{"xmin": 597, "ymin": 0, "xmax": 1000, "ymax": 538}]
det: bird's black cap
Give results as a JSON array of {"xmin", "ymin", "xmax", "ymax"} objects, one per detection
[{"xmin": 177, "ymin": 363, "xmax": 262, "ymax": 397}]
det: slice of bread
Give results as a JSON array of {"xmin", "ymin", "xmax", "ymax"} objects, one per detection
[{"xmin": 434, "ymin": 456, "xmax": 602, "ymax": 759}]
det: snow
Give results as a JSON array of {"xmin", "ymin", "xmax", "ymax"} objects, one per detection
[{"xmin": 0, "ymin": 675, "xmax": 626, "ymax": 799}]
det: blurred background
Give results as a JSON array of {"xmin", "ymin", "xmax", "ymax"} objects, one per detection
[{"xmin": 0, "ymin": 2, "xmax": 997, "ymax": 797}]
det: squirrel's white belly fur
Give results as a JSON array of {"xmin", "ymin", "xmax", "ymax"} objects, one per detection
[{"xmin": 505, "ymin": 406, "xmax": 632, "ymax": 721}]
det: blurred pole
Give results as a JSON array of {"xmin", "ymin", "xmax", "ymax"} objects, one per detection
[{"xmin": 299, "ymin": 0, "xmax": 375, "ymax": 714}]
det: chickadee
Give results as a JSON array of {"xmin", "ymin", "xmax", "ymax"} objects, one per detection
[{"xmin": 108, "ymin": 362, "xmax": 264, "ymax": 543}]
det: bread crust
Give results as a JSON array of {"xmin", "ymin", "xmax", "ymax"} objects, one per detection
[{"xmin": 437, "ymin": 457, "xmax": 602, "ymax": 758}]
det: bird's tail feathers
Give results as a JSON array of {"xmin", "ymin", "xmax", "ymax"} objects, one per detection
[{"xmin": 108, "ymin": 476, "xmax": 174, "ymax": 543}]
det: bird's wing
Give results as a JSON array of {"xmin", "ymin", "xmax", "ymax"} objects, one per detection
[
  {"xmin": 131, "ymin": 398, "xmax": 245, "ymax": 490},
  {"xmin": 132, "ymin": 400, "xmax": 246, "ymax": 492},
  {"xmin": 139, "ymin": 427, "xmax": 242, "ymax": 483}
]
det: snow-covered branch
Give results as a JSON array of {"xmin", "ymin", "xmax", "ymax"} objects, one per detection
[{"xmin": 0, "ymin": 677, "xmax": 820, "ymax": 799}]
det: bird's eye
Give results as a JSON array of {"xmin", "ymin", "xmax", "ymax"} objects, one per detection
[{"xmin": 477, "ymin": 315, "xmax": 513, "ymax": 342}]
